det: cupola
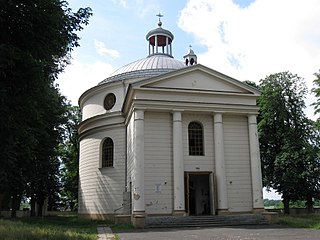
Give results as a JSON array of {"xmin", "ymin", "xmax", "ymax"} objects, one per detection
[
  {"xmin": 146, "ymin": 13, "xmax": 174, "ymax": 57},
  {"xmin": 184, "ymin": 45, "xmax": 197, "ymax": 66}
]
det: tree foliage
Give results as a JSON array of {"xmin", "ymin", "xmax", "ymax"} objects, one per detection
[
  {"xmin": 0, "ymin": 0, "xmax": 91, "ymax": 217},
  {"xmin": 59, "ymin": 105, "xmax": 81, "ymax": 211},
  {"xmin": 311, "ymin": 70, "xmax": 320, "ymax": 116},
  {"xmin": 258, "ymin": 71, "xmax": 320, "ymax": 214}
]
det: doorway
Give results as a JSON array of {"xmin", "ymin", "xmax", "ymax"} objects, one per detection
[{"xmin": 184, "ymin": 172, "xmax": 211, "ymax": 215}]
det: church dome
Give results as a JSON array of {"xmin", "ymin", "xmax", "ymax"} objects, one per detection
[
  {"xmin": 98, "ymin": 14, "xmax": 185, "ymax": 85},
  {"xmin": 98, "ymin": 54, "xmax": 185, "ymax": 84}
]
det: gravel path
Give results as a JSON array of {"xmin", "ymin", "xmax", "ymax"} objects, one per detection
[{"xmin": 116, "ymin": 225, "xmax": 320, "ymax": 240}]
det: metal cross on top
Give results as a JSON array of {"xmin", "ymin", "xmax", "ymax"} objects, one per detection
[
  {"xmin": 156, "ymin": 12, "xmax": 163, "ymax": 20},
  {"xmin": 156, "ymin": 12, "xmax": 163, "ymax": 27}
]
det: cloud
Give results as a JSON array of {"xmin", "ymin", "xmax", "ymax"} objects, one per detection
[
  {"xmin": 112, "ymin": 0, "xmax": 159, "ymax": 17},
  {"xmin": 112, "ymin": 0, "xmax": 127, "ymax": 8},
  {"xmin": 94, "ymin": 39, "xmax": 120, "ymax": 58},
  {"xmin": 56, "ymin": 57, "xmax": 115, "ymax": 105},
  {"xmin": 178, "ymin": 0, "xmax": 320, "ymax": 119},
  {"xmin": 134, "ymin": 0, "xmax": 159, "ymax": 18}
]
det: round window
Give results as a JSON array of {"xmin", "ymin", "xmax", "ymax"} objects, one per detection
[{"xmin": 104, "ymin": 93, "xmax": 116, "ymax": 110}]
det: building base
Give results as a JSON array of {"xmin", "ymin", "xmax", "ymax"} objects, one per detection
[
  {"xmin": 132, "ymin": 211, "xmax": 146, "ymax": 228},
  {"xmin": 262, "ymin": 211, "xmax": 279, "ymax": 224},
  {"xmin": 217, "ymin": 209, "xmax": 230, "ymax": 215},
  {"xmin": 115, "ymin": 214, "xmax": 131, "ymax": 224},
  {"xmin": 78, "ymin": 213, "xmax": 115, "ymax": 221},
  {"xmin": 252, "ymin": 208, "xmax": 265, "ymax": 214},
  {"xmin": 172, "ymin": 210, "xmax": 186, "ymax": 216}
]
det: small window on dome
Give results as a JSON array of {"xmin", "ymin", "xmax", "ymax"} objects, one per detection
[{"xmin": 104, "ymin": 93, "xmax": 116, "ymax": 110}]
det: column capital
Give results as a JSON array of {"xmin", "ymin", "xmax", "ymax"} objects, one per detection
[
  {"xmin": 248, "ymin": 114, "xmax": 257, "ymax": 125},
  {"xmin": 172, "ymin": 111, "xmax": 182, "ymax": 122},
  {"xmin": 213, "ymin": 112, "xmax": 223, "ymax": 123},
  {"xmin": 134, "ymin": 109, "xmax": 145, "ymax": 120}
]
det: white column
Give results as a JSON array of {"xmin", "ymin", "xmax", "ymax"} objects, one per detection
[
  {"xmin": 214, "ymin": 113, "xmax": 228, "ymax": 212},
  {"xmin": 248, "ymin": 114, "xmax": 264, "ymax": 211},
  {"xmin": 173, "ymin": 111, "xmax": 185, "ymax": 214},
  {"xmin": 155, "ymin": 35, "xmax": 158, "ymax": 53},
  {"xmin": 166, "ymin": 37, "xmax": 169, "ymax": 54},
  {"xmin": 133, "ymin": 109, "xmax": 145, "ymax": 213}
]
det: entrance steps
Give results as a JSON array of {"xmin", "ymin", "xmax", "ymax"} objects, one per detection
[{"xmin": 146, "ymin": 214, "xmax": 269, "ymax": 228}]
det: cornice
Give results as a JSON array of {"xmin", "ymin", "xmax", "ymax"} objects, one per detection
[{"xmin": 78, "ymin": 111, "xmax": 125, "ymax": 136}]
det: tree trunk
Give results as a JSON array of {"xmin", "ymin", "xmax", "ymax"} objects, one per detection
[
  {"xmin": 282, "ymin": 192, "xmax": 290, "ymax": 214},
  {"xmin": 10, "ymin": 194, "xmax": 17, "ymax": 218},
  {"xmin": 30, "ymin": 196, "xmax": 36, "ymax": 217},
  {"xmin": 0, "ymin": 193, "xmax": 4, "ymax": 211},
  {"xmin": 37, "ymin": 198, "xmax": 44, "ymax": 217},
  {"xmin": 306, "ymin": 194, "xmax": 314, "ymax": 213}
]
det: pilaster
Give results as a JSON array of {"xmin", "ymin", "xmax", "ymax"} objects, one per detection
[
  {"xmin": 214, "ymin": 113, "xmax": 228, "ymax": 212},
  {"xmin": 172, "ymin": 111, "xmax": 186, "ymax": 214},
  {"xmin": 132, "ymin": 109, "xmax": 145, "ymax": 214},
  {"xmin": 248, "ymin": 114, "xmax": 264, "ymax": 211}
]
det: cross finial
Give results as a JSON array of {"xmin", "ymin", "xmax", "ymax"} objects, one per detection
[
  {"xmin": 156, "ymin": 12, "xmax": 163, "ymax": 27},
  {"xmin": 156, "ymin": 12, "xmax": 163, "ymax": 20}
]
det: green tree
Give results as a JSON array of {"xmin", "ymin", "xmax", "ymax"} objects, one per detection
[
  {"xmin": 243, "ymin": 80, "xmax": 261, "ymax": 90},
  {"xmin": 311, "ymin": 70, "xmax": 320, "ymax": 116},
  {"xmin": 59, "ymin": 105, "xmax": 81, "ymax": 211},
  {"xmin": 0, "ymin": 0, "xmax": 92, "ymax": 217},
  {"xmin": 258, "ymin": 72, "xmax": 313, "ymax": 214}
]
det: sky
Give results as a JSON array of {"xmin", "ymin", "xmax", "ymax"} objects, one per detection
[{"xmin": 57, "ymin": 0, "xmax": 320, "ymax": 200}]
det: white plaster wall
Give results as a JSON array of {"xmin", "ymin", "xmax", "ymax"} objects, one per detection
[
  {"xmin": 182, "ymin": 113, "xmax": 214, "ymax": 172},
  {"xmin": 144, "ymin": 112, "xmax": 173, "ymax": 214},
  {"xmin": 78, "ymin": 126, "xmax": 126, "ymax": 215},
  {"xmin": 223, "ymin": 115, "xmax": 253, "ymax": 212},
  {"xmin": 81, "ymin": 83, "xmax": 125, "ymax": 121},
  {"xmin": 126, "ymin": 115, "xmax": 135, "ymax": 190}
]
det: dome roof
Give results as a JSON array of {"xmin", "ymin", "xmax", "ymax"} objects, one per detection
[
  {"xmin": 98, "ymin": 54, "xmax": 185, "ymax": 85},
  {"xmin": 98, "ymin": 16, "xmax": 187, "ymax": 85}
]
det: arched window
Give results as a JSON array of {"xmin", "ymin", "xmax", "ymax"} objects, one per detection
[
  {"xmin": 102, "ymin": 138, "xmax": 114, "ymax": 167},
  {"xmin": 188, "ymin": 122, "xmax": 204, "ymax": 156}
]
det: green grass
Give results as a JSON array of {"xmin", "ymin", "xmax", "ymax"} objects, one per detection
[
  {"xmin": 279, "ymin": 214, "xmax": 320, "ymax": 229},
  {"xmin": 0, "ymin": 215, "xmax": 109, "ymax": 240},
  {"xmin": 110, "ymin": 223, "xmax": 134, "ymax": 231}
]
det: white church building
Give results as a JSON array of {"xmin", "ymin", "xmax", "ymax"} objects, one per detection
[{"xmin": 78, "ymin": 17, "xmax": 264, "ymax": 227}]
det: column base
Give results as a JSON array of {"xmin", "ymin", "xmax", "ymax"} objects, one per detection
[
  {"xmin": 217, "ymin": 209, "xmax": 230, "ymax": 215},
  {"xmin": 252, "ymin": 208, "xmax": 265, "ymax": 214},
  {"xmin": 132, "ymin": 211, "xmax": 145, "ymax": 228},
  {"xmin": 172, "ymin": 210, "xmax": 186, "ymax": 216},
  {"xmin": 262, "ymin": 211, "xmax": 279, "ymax": 224}
]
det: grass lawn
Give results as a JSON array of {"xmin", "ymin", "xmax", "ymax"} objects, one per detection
[
  {"xmin": 279, "ymin": 214, "xmax": 320, "ymax": 229},
  {"xmin": 0, "ymin": 215, "xmax": 110, "ymax": 240}
]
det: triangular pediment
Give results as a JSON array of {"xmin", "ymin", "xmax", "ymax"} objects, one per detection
[{"xmin": 133, "ymin": 64, "xmax": 259, "ymax": 95}]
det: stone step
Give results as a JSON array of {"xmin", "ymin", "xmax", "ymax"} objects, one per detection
[{"xmin": 146, "ymin": 214, "xmax": 269, "ymax": 228}]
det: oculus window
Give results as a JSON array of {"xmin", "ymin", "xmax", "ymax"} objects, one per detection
[
  {"xmin": 188, "ymin": 121, "xmax": 204, "ymax": 156},
  {"xmin": 102, "ymin": 137, "xmax": 114, "ymax": 167},
  {"xmin": 104, "ymin": 93, "xmax": 116, "ymax": 110}
]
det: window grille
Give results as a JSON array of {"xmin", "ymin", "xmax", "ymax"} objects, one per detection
[
  {"xmin": 188, "ymin": 122, "xmax": 204, "ymax": 156},
  {"xmin": 102, "ymin": 138, "xmax": 114, "ymax": 167}
]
